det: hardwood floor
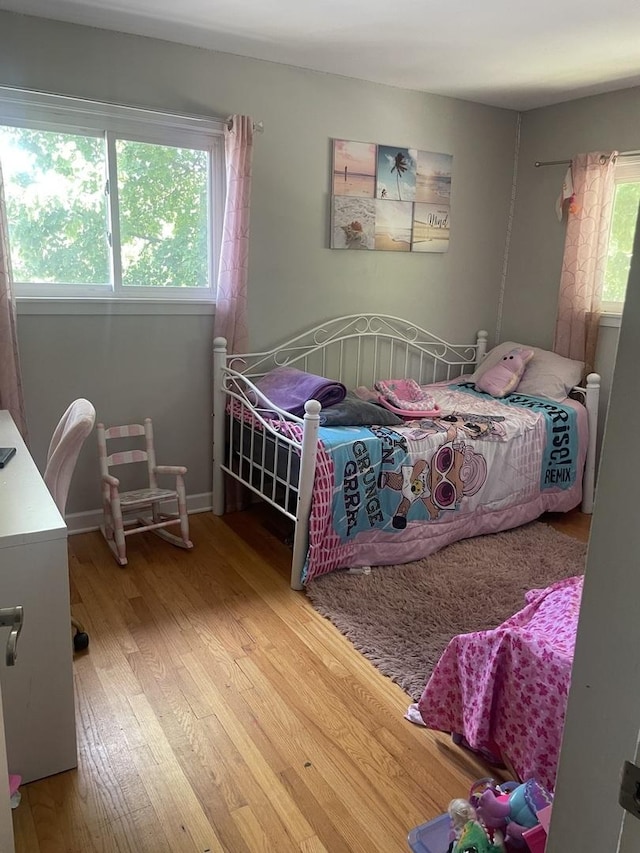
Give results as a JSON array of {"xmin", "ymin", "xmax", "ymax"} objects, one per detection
[
  {"xmin": 544, "ymin": 507, "xmax": 591, "ymax": 543},
  {"xmin": 13, "ymin": 508, "xmax": 590, "ymax": 852}
]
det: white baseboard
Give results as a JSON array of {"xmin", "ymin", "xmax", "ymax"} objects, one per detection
[{"xmin": 65, "ymin": 492, "xmax": 213, "ymax": 535}]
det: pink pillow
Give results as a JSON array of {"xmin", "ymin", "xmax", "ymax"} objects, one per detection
[{"xmin": 476, "ymin": 347, "xmax": 534, "ymax": 398}]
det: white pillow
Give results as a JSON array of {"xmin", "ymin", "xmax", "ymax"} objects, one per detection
[{"xmin": 472, "ymin": 341, "xmax": 584, "ymax": 402}]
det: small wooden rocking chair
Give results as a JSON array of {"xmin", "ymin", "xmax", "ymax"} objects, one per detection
[{"xmin": 97, "ymin": 418, "xmax": 193, "ymax": 566}]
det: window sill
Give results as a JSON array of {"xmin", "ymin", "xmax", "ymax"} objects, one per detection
[
  {"xmin": 16, "ymin": 297, "xmax": 216, "ymax": 316},
  {"xmin": 600, "ymin": 312, "xmax": 622, "ymax": 329}
]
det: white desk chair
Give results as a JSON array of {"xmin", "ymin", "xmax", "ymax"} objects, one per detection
[{"xmin": 44, "ymin": 398, "xmax": 96, "ymax": 652}]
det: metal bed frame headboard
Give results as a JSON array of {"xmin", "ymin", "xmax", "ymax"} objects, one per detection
[
  {"xmin": 226, "ymin": 315, "xmax": 489, "ymax": 388},
  {"xmin": 212, "ymin": 315, "xmax": 490, "ymax": 588}
]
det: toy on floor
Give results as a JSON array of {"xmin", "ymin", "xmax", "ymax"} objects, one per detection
[
  {"xmin": 410, "ymin": 778, "xmax": 551, "ymax": 853},
  {"xmin": 470, "ymin": 777, "xmax": 553, "ymax": 850},
  {"xmin": 446, "ymin": 800, "xmax": 505, "ymax": 853},
  {"xmin": 449, "ymin": 798, "xmax": 478, "ymax": 837},
  {"xmin": 9, "ymin": 774, "xmax": 20, "ymax": 809}
]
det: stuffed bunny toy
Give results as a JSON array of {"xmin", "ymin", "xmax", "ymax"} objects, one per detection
[{"xmin": 475, "ymin": 347, "xmax": 534, "ymax": 398}]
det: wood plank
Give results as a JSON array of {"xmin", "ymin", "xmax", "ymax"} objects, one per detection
[
  {"xmin": 93, "ymin": 806, "xmax": 169, "ymax": 853},
  {"xmin": 13, "ymin": 509, "xmax": 589, "ymax": 852},
  {"xmin": 543, "ymin": 508, "xmax": 591, "ymax": 543},
  {"xmin": 10, "ymin": 789, "xmax": 40, "ymax": 853},
  {"xmin": 279, "ymin": 765, "xmax": 365, "ymax": 853},
  {"xmin": 126, "ymin": 692, "xmax": 226, "ymax": 852}
]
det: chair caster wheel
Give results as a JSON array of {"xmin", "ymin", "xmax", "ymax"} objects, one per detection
[{"xmin": 73, "ymin": 631, "xmax": 89, "ymax": 652}]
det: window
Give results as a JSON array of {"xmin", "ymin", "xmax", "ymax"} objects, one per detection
[
  {"xmin": 0, "ymin": 88, "xmax": 225, "ymax": 301},
  {"xmin": 602, "ymin": 156, "xmax": 640, "ymax": 314}
]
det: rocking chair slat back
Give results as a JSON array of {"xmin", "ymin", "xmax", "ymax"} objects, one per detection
[{"xmin": 96, "ymin": 417, "xmax": 193, "ymax": 567}]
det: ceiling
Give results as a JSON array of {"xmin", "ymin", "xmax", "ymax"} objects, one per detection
[{"xmin": 3, "ymin": 0, "xmax": 640, "ymax": 110}]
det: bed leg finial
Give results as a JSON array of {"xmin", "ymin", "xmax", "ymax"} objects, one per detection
[{"xmin": 582, "ymin": 372, "xmax": 601, "ymax": 515}]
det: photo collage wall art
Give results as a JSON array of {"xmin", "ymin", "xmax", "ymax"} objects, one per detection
[{"xmin": 330, "ymin": 139, "xmax": 452, "ymax": 253}]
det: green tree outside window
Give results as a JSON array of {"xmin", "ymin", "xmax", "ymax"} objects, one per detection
[
  {"xmin": 0, "ymin": 126, "xmax": 210, "ymax": 288},
  {"xmin": 603, "ymin": 181, "xmax": 640, "ymax": 305}
]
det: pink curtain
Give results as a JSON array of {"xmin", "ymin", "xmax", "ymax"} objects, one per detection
[
  {"xmin": 214, "ymin": 116, "xmax": 254, "ymax": 512},
  {"xmin": 214, "ymin": 115, "xmax": 254, "ymax": 353},
  {"xmin": 0, "ymin": 158, "xmax": 27, "ymax": 439},
  {"xmin": 553, "ymin": 151, "xmax": 617, "ymax": 372}
]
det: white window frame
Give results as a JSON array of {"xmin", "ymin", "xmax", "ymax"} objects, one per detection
[
  {"xmin": 0, "ymin": 87, "xmax": 226, "ymax": 303},
  {"xmin": 602, "ymin": 155, "xmax": 640, "ymax": 315}
]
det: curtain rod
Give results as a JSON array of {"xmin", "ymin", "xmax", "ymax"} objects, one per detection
[
  {"xmin": 534, "ymin": 149, "xmax": 640, "ymax": 167},
  {"xmin": 227, "ymin": 118, "xmax": 264, "ymax": 133}
]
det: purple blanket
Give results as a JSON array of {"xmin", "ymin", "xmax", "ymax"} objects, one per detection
[{"xmin": 255, "ymin": 367, "xmax": 347, "ymax": 418}]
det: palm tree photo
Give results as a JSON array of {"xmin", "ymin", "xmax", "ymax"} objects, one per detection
[{"xmin": 390, "ymin": 152, "xmax": 408, "ymax": 200}]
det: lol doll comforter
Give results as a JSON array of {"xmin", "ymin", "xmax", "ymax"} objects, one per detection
[{"xmin": 273, "ymin": 383, "xmax": 588, "ymax": 584}]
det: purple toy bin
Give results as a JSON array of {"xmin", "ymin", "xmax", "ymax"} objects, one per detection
[{"xmin": 407, "ymin": 813, "xmax": 452, "ymax": 853}]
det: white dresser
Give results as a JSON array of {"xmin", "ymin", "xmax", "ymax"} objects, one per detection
[{"xmin": 0, "ymin": 410, "xmax": 77, "ymax": 783}]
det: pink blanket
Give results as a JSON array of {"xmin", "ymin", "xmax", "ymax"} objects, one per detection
[{"xmin": 417, "ymin": 575, "xmax": 583, "ymax": 792}]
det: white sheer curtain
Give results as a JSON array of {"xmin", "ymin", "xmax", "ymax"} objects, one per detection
[
  {"xmin": 553, "ymin": 151, "xmax": 617, "ymax": 373},
  {"xmin": 214, "ymin": 115, "xmax": 254, "ymax": 354}
]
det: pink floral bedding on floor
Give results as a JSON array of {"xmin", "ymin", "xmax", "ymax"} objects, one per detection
[{"xmin": 415, "ymin": 575, "xmax": 583, "ymax": 792}]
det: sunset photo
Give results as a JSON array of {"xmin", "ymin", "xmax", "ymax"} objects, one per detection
[
  {"xmin": 416, "ymin": 150, "xmax": 453, "ymax": 204},
  {"xmin": 374, "ymin": 199, "xmax": 413, "ymax": 251},
  {"xmin": 332, "ymin": 139, "xmax": 377, "ymax": 197}
]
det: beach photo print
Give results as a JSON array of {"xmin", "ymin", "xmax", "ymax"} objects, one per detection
[
  {"xmin": 332, "ymin": 140, "xmax": 376, "ymax": 198},
  {"xmin": 375, "ymin": 200, "xmax": 413, "ymax": 251},
  {"xmin": 376, "ymin": 146, "xmax": 417, "ymax": 202},
  {"xmin": 416, "ymin": 150, "xmax": 452, "ymax": 204},
  {"xmin": 329, "ymin": 138, "xmax": 451, "ymax": 252},
  {"xmin": 412, "ymin": 203, "xmax": 450, "ymax": 252},
  {"xmin": 331, "ymin": 196, "xmax": 376, "ymax": 250}
]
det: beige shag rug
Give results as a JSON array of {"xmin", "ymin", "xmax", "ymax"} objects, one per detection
[{"xmin": 306, "ymin": 522, "xmax": 587, "ymax": 699}]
